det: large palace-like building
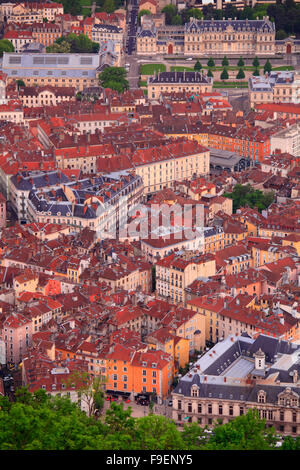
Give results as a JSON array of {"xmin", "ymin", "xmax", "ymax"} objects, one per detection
[{"xmin": 137, "ymin": 17, "xmax": 276, "ymax": 56}]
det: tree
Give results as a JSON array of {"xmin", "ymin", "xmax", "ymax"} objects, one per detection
[
  {"xmin": 99, "ymin": 67, "xmax": 129, "ymax": 93},
  {"xmin": 264, "ymin": 59, "xmax": 272, "ymax": 74},
  {"xmin": 138, "ymin": 9, "xmax": 151, "ymax": 24},
  {"xmin": 134, "ymin": 414, "xmax": 184, "ymax": 450},
  {"xmin": 222, "ymin": 56, "xmax": 229, "ymax": 67},
  {"xmin": 61, "ymin": 0, "xmax": 81, "ymax": 15},
  {"xmin": 16, "ymin": 79, "xmax": 26, "ymax": 89},
  {"xmin": 220, "ymin": 68, "xmax": 229, "ymax": 80},
  {"xmin": 276, "ymin": 29, "xmax": 288, "ymax": 39},
  {"xmin": 224, "ymin": 184, "xmax": 274, "ymax": 213},
  {"xmin": 47, "ymin": 34, "xmax": 99, "ymax": 54},
  {"xmin": 171, "ymin": 14, "xmax": 182, "ymax": 25},
  {"xmin": 205, "ymin": 409, "xmax": 277, "ymax": 450},
  {"xmin": 181, "ymin": 8, "xmax": 203, "ymax": 23},
  {"xmin": 194, "ymin": 60, "xmax": 202, "ymax": 71},
  {"xmin": 46, "ymin": 40, "xmax": 71, "ymax": 53},
  {"xmin": 64, "ymin": 370, "xmax": 106, "ymax": 417},
  {"xmin": 207, "ymin": 69, "xmax": 213, "ymax": 78},
  {"xmin": 237, "ymin": 56, "xmax": 244, "ymax": 67},
  {"xmin": 0, "ymin": 39, "xmax": 14, "ymax": 57},
  {"xmin": 253, "ymin": 68, "xmax": 260, "ymax": 76},
  {"xmin": 207, "ymin": 57, "xmax": 215, "ymax": 68},
  {"xmin": 103, "ymin": 0, "xmax": 115, "ymax": 13},
  {"xmin": 162, "ymin": 4, "xmax": 177, "ymax": 24},
  {"xmin": 236, "ymin": 67, "xmax": 245, "ymax": 80},
  {"xmin": 252, "ymin": 56, "xmax": 260, "ymax": 68},
  {"xmin": 181, "ymin": 422, "xmax": 208, "ymax": 449}
]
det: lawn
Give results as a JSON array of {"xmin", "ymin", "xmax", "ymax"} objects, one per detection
[
  {"xmin": 140, "ymin": 63, "xmax": 166, "ymax": 75},
  {"xmin": 138, "ymin": 80, "xmax": 147, "ymax": 87},
  {"xmin": 170, "ymin": 66, "xmax": 194, "ymax": 72}
]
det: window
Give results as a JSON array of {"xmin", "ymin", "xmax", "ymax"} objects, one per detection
[{"xmin": 208, "ymin": 404, "xmax": 212, "ymax": 414}]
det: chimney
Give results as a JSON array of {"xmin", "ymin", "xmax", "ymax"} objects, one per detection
[{"xmin": 293, "ymin": 370, "xmax": 298, "ymax": 384}]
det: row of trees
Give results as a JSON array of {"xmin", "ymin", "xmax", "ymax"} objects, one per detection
[
  {"xmin": 60, "ymin": 0, "xmax": 123, "ymax": 16},
  {"xmin": 0, "ymin": 388, "xmax": 298, "ymax": 450},
  {"xmin": 193, "ymin": 56, "xmax": 272, "ymax": 80},
  {"xmin": 162, "ymin": 1, "xmax": 300, "ymax": 38},
  {"xmin": 224, "ymin": 184, "xmax": 275, "ymax": 213},
  {"xmin": 46, "ymin": 33, "xmax": 99, "ymax": 53}
]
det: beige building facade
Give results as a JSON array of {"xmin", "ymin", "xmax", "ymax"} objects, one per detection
[{"xmin": 137, "ymin": 17, "xmax": 276, "ymax": 57}]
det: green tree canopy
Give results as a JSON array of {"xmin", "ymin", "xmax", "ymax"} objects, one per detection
[
  {"xmin": 207, "ymin": 57, "xmax": 215, "ymax": 67},
  {"xmin": 237, "ymin": 57, "xmax": 245, "ymax": 67},
  {"xmin": 103, "ymin": 0, "xmax": 115, "ymax": 13},
  {"xmin": 61, "ymin": 0, "xmax": 81, "ymax": 15},
  {"xmin": 207, "ymin": 69, "xmax": 213, "ymax": 78},
  {"xmin": 194, "ymin": 60, "xmax": 202, "ymax": 71},
  {"xmin": 220, "ymin": 68, "xmax": 229, "ymax": 80},
  {"xmin": 47, "ymin": 34, "xmax": 99, "ymax": 53},
  {"xmin": 264, "ymin": 59, "xmax": 272, "ymax": 74},
  {"xmin": 253, "ymin": 68, "xmax": 260, "ymax": 76},
  {"xmin": 0, "ymin": 39, "xmax": 14, "ymax": 57},
  {"xmin": 162, "ymin": 4, "xmax": 178, "ymax": 24},
  {"xmin": 138, "ymin": 9, "xmax": 151, "ymax": 24},
  {"xmin": 236, "ymin": 67, "xmax": 245, "ymax": 79},
  {"xmin": 252, "ymin": 56, "xmax": 260, "ymax": 68},
  {"xmin": 206, "ymin": 409, "xmax": 277, "ymax": 450},
  {"xmin": 222, "ymin": 55, "xmax": 229, "ymax": 67},
  {"xmin": 99, "ymin": 66, "xmax": 129, "ymax": 93},
  {"xmin": 224, "ymin": 184, "xmax": 274, "ymax": 213},
  {"xmin": 0, "ymin": 391, "xmax": 296, "ymax": 450}
]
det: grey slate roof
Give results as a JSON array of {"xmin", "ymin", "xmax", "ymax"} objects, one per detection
[{"xmin": 173, "ymin": 334, "xmax": 300, "ymax": 404}]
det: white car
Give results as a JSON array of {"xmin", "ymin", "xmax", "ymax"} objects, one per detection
[{"xmin": 186, "ymin": 57, "xmax": 193, "ymax": 61}]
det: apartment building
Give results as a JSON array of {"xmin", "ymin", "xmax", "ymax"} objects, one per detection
[
  {"xmin": 270, "ymin": 124, "xmax": 300, "ymax": 158},
  {"xmin": 26, "ymin": 171, "xmax": 144, "ymax": 239},
  {"xmin": 249, "ymin": 71, "xmax": 300, "ymax": 108},
  {"xmin": 31, "ymin": 22, "xmax": 62, "ymax": 47},
  {"xmin": 148, "ymin": 71, "xmax": 213, "ymax": 100},
  {"xmin": 106, "ymin": 344, "xmax": 173, "ymax": 403},
  {"xmin": 3, "ymin": 30, "xmax": 34, "ymax": 53},
  {"xmin": 1, "ymin": 2, "xmax": 64, "ymax": 23},
  {"xmin": 156, "ymin": 252, "xmax": 216, "ymax": 305},
  {"xmin": 19, "ymin": 85, "xmax": 76, "ymax": 107},
  {"xmin": 172, "ymin": 334, "xmax": 300, "ymax": 437},
  {"xmin": 0, "ymin": 312, "xmax": 32, "ymax": 364}
]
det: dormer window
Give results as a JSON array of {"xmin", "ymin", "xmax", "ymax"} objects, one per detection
[
  {"xmin": 191, "ymin": 385, "xmax": 199, "ymax": 397},
  {"xmin": 258, "ymin": 390, "xmax": 266, "ymax": 403}
]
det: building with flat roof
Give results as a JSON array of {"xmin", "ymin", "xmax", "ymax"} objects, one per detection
[
  {"xmin": 209, "ymin": 148, "xmax": 252, "ymax": 173},
  {"xmin": 249, "ymin": 71, "xmax": 300, "ymax": 108},
  {"xmin": 1, "ymin": 52, "xmax": 101, "ymax": 91}
]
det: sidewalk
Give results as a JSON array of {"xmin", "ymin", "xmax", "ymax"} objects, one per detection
[{"xmin": 102, "ymin": 399, "xmax": 172, "ymax": 419}]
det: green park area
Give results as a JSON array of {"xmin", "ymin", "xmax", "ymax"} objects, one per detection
[{"xmin": 139, "ymin": 63, "xmax": 166, "ymax": 75}]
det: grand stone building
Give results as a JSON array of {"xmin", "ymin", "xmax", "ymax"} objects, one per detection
[
  {"xmin": 172, "ymin": 333, "xmax": 300, "ymax": 436},
  {"xmin": 137, "ymin": 17, "xmax": 276, "ymax": 56}
]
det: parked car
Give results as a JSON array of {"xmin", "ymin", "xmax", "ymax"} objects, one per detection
[{"xmin": 186, "ymin": 57, "xmax": 193, "ymax": 61}]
